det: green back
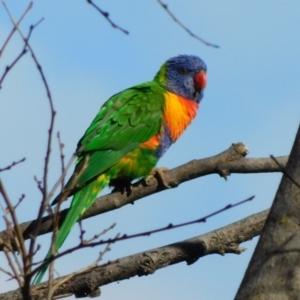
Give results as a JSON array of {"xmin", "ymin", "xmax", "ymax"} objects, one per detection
[{"xmin": 73, "ymin": 82, "xmax": 166, "ymax": 186}]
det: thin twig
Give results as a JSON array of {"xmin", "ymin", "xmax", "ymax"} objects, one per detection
[
  {"xmin": 0, "ymin": 158, "xmax": 25, "ymax": 172},
  {"xmin": 45, "ymin": 132, "xmax": 68, "ymax": 299},
  {"xmin": 0, "ymin": 179, "xmax": 27, "ymax": 262},
  {"xmin": 0, "ymin": 182, "xmax": 25, "ymax": 287},
  {"xmin": 86, "ymin": 0, "xmax": 129, "ymax": 34},
  {"xmin": 0, "ymin": 1, "xmax": 33, "ymax": 57},
  {"xmin": 3, "ymin": 1, "xmax": 55, "ymax": 208},
  {"xmin": 271, "ymin": 155, "xmax": 300, "ymax": 189},
  {"xmin": 0, "ymin": 15, "xmax": 44, "ymax": 90},
  {"xmin": 84, "ymin": 223, "xmax": 116, "ymax": 244},
  {"xmin": 3, "ymin": 208, "xmax": 269, "ymax": 298},
  {"xmin": 3, "ymin": 2, "xmax": 54, "ymax": 254},
  {"xmin": 157, "ymin": 0, "xmax": 219, "ymax": 48},
  {"xmin": 11, "ymin": 250, "xmax": 24, "ymax": 279},
  {"xmin": 13, "ymin": 194, "xmax": 25, "ymax": 210},
  {"xmin": 2, "ymin": 3, "xmax": 54, "ymax": 297},
  {"xmin": 86, "ymin": 196, "xmax": 254, "ymax": 244},
  {"xmin": 78, "ymin": 221, "xmax": 85, "ymax": 244},
  {"xmin": 31, "ymin": 195, "xmax": 254, "ymax": 276},
  {"xmin": 0, "ymin": 49, "xmax": 27, "ymax": 89},
  {"xmin": 3, "ymin": 248, "xmax": 23, "ymax": 287},
  {"xmin": 51, "ymin": 232, "xmax": 119, "ymax": 297},
  {"xmin": 57, "ymin": 132, "xmax": 65, "ymax": 190},
  {"xmin": 0, "ymin": 266, "xmax": 14, "ymax": 278},
  {"xmin": 0, "ymin": 202, "xmax": 24, "ymax": 280},
  {"xmin": 0, "ymin": 203, "xmax": 14, "ymax": 252},
  {"xmin": 33, "ymin": 176, "xmax": 43, "ymax": 195}
]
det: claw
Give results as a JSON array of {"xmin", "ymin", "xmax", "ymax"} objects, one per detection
[
  {"xmin": 111, "ymin": 178, "xmax": 133, "ymax": 196},
  {"xmin": 145, "ymin": 167, "xmax": 171, "ymax": 188}
]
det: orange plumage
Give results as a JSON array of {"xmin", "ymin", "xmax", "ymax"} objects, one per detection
[{"xmin": 163, "ymin": 91, "xmax": 199, "ymax": 142}]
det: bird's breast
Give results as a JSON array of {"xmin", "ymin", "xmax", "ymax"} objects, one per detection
[
  {"xmin": 163, "ymin": 91, "xmax": 199, "ymax": 142},
  {"xmin": 139, "ymin": 91, "xmax": 199, "ymax": 159}
]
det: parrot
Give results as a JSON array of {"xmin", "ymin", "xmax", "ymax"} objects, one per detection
[{"xmin": 33, "ymin": 54, "xmax": 207, "ymax": 284}]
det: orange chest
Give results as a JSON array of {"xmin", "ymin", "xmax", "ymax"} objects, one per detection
[{"xmin": 163, "ymin": 92, "xmax": 199, "ymax": 142}]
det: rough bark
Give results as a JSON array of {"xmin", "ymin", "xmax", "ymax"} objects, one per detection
[
  {"xmin": 0, "ymin": 209, "xmax": 269, "ymax": 300},
  {"xmin": 235, "ymin": 124, "xmax": 300, "ymax": 300},
  {"xmin": 0, "ymin": 143, "xmax": 287, "ymax": 251}
]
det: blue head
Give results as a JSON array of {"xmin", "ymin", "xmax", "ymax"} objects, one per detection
[{"xmin": 154, "ymin": 55, "xmax": 207, "ymax": 103}]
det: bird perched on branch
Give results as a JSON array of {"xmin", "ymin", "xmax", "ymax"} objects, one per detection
[{"xmin": 34, "ymin": 54, "xmax": 207, "ymax": 283}]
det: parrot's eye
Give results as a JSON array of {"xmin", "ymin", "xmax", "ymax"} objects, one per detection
[{"xmin": 177, "ymin": 67, "xmax": 188, "ymax": 75}]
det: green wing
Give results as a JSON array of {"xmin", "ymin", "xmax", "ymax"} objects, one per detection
[{"xmin": 71, "ymin": 81, "xmax": 165, "ymax": 186}]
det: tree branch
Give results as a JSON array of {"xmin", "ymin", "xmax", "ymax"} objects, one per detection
[
  {"xmin": 0, "ymin": 1, "xmax": 32, "ymax": 57},
  {"xmin": 157, "ymin": 0, "xmax": 219, "ymax": 48},
  {"xmin": 235, "ymin": 124, "xmax": 300, "ymax": 299},
  {"xmin": 86, "ymin": 0, "xmax": 129, "ymax": 34},
  {"xmin": 0, "ymin": 143, "xmax": 287, "ymax": 250},
  {"xmin": 0, "ymin": 209, "xmax": 269, "ymax": 299},
  {"xmin": 0, "ymin": 158, "xmax": 26, "ymax": 172}
]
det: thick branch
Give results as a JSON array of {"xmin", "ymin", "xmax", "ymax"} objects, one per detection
[
  {"xmin": 235, "ymin": 124, "xmax": 300, "ymax": 299},
  {"xmin": 0, "ymin": 209, "xmax": 269, "ymax": 299},
  {"xmin": 0, "ymin": 143, "xmax": 287, "ymax": 250}
]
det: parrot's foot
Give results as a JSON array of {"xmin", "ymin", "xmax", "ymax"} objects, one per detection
[
  {"xmin": 145, "ymin": 167, "xmax": 171, "ymax": 188},
  {"xmin": 111, "ymin": 178, "xmax": 132, "ymax": 196}
]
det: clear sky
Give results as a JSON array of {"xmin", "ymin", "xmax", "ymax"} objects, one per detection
[{"xmin": 0, "ymin": 1, "xmax": 300, "ymax": 299}]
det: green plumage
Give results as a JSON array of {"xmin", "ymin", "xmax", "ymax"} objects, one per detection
[
  {"xmin": 74, "ymin": 83, "xmax": 165, "ymax": 185},
  {"xmin": 34, "ymin": 82, "xmax": 166, "ymax": 284},
  {"xmin": 34, "ymin": 54, "xmax": 207, "ymax": 284}
]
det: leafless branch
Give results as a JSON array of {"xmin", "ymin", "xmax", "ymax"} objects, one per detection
[
  {"xmin": 57, "ymin": 132, "xmax": 66, "ymax": 191},
  {"xmin": 0, "ymin": 158, "xmax": 25, "ymax": 172},
  {"xmin": 0, "ymin": 15, "xmax": 44, "ymax": 89},
  {"xmin": 30, "ymin": 194, "xmax": 253, "ymax": 279},
  {"xmin": 50, "ymin": 232, "xmax": 119, "ymax": 298},
  {"xmin": 83, "ymin": 195, "xmax": 254, "ymax": 244},
  {"xmin": 0, "ymin": 179, "xmax": 26, "ymax": 287},
  {"xmin": 0, "ymin": 146, "xmax": 288, "ymax": 250},
  {"xmin": 13, "ymin": 194, "xmax": 25, "ymax": 210},
  {"xmin": 235, "ymin": 125, "xmax": 300, "ymax": 299},
  {"xmin": 0, "ymin": 266, "xmax": 14, "ymax": 278},
  {"xmin": 0, "ymin": 180, "xmax": 27, "ymax": 262},
  {"xmin": 33, "ymin": 176, "xmax": 43, "ymax": 195},
  {"xmin": 3, "ymin": 248, "xmax": 23, "ymax": 287},
  {"xmin": 157, "ymin": 0, "xmax": 219, "ymax": 48},
  {"xmin": 86, "ymin": 0, "xmax": 129, "ymax": 34},
  {"xmin": 2, "ymin": 3, "xmax": 56, "ymax": 297},
  {"xmin": 271, "ymin": 154, "xmax": 300, "ymax": 189},
  {"xmin": 3, "ymin": 1, "xmax": 55, "ymax": 203},
  {"xmin": 0, "ymin": 1, "xmax": 32, "ymax": 57},
  {"xmin": 0, "ymin": 49, "xmax": 27, "ymax": 89},
  {"xmin": 1, "ymin": 209, "xmax": 268, "ymax": 299},
  {"xmin": 84, "ymin": 223, "xmax": 116, "ymax": 244}
]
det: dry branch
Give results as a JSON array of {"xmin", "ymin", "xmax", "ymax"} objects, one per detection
[
  {"xmin": 0, "ymin": 2, "xmax": 32, "ymax": 57},
  {"xmin": 86, "ymin": 0, "xmax": 129, "ymax": 34},
  {"xmin": 0, "ymin": 209, "xmax": 269, "ymax": 300},
  {"xmin": 157, "ymin": 0, "xmax": 219, "ymax": 48},
  {"xmin": 0, "ymin": 5, "xmax": 41, "ymax": 89},
  {"xmin": 0, "ymin": 143, "xmax": 287, "ymax": 250},
  {"xmin": 235, "ymin": 124, "xmax": 300, "ymax": 299},
  {"xmin": 0, "ymin": 158, "xmax": 26, "ymax": 172},
  {"xmin": 1, "ymin": 3, "xmax": 56, "ymax": 298},
  {"xmin": 29, "ymin": 195, "xmax": 254, "ymax": 281}
]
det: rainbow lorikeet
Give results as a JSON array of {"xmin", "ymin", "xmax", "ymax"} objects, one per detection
[{"xmin": 34, "ymin": 55, "xmax": 207, "ymax": 283}]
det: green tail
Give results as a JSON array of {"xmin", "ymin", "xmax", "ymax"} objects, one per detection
[{"xmin": 33, "ymin": 174, "xmax": 109, "ymax": 284}]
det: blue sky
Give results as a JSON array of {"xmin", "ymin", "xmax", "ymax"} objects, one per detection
[{"xmin": 0, "ymin": 1, "xmax": 300, "ymax": 299}]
